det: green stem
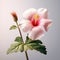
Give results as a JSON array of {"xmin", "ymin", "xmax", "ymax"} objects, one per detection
[
  {"xmin": 16, "ymin": 22, "xmax": 23, "ymax": 42},
  {"xmin": 16, "ymin": 21, "xmax": 29, "ymax": 60},
  {"xmin": 25, "ymin": 51, "xmax": 29, "ymax": 60}
]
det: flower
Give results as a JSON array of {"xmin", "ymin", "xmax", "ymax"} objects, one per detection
[
  {"xmin": 11, "ymin": 12, "xmax": 18, "ymax": 22},
  {"xmin": 20, "ymin": 8, "xmax": 52, "ymax": 40}
]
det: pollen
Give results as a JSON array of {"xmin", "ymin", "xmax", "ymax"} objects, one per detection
[{"xmin": 33, "ymin": 14, "xmax": 39, "ymax": 21}]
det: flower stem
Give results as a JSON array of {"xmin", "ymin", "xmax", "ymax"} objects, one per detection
[
  {"xmin": 16, "ymin": 22, "xmax": 23, "ymax": 42},
  {"xmin": 16, "ymin": 21, "xmax": 29, "ymax": 60},
  {"xmin": 25, "ymin": 51, "xmax": 29, "ymax": 60}
]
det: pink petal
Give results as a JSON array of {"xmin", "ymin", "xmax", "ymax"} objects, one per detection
[
  {"xmin": 28, "ymin": 26, "xmax": 44, "ymax": 40},
  {"xmin": 23, "ymin": 8, "xmax": 37, "ymax": 20},
  {"xmin": 40, "ymin": 19, "xmax": 52, "ymax": 31},
  {"xmin": 44, "ymin": 19, "xmax": 52, "ymax": 31},
  {"xmin": 20, "ymin": 20, "xmax": 33, "ymax": 32},
  {"xmin": 38, "ymin": 8, "xmax": 48, "ymax": 19}
]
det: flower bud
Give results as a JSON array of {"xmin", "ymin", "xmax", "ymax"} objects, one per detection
[{"xmin": 11, "ymin": 12, "xmax": 18, "ymax": 22}]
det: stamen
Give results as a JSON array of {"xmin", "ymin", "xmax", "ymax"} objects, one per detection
[
  {"xmin": 31, "ymin": 14, "xmax": 40, "ymax": 26},
  {"xmin": 33, "ymin": 14, "xmax": 39, "ymax": 21}
]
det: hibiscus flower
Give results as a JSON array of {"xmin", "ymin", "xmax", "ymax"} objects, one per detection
[{"xmin": 20, "ymin": 8, "xmax": 52, "ymax": 40}]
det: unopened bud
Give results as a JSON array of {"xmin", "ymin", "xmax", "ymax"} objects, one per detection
[{"xmin": 11, "ymin": 12, "xmax": 18, "ymax": 22}]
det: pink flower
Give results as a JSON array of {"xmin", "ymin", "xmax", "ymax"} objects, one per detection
[{"xmin": 20, "ymin": 8, "xmax": 52, "ymax": 40}]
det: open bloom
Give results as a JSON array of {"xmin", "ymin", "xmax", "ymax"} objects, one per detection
[{"xmin": 20, "ymin": 8, "xmax": 52, "ymax": 40}]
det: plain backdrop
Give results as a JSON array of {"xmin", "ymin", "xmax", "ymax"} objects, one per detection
[{"xmin": 0, "ymin": 0, "xmax": 60, "ymax": 60}]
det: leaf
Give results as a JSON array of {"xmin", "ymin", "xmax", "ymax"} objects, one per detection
[
  {"xmin": 29, "ymin": 40, "xmax": 42, "ymax": 44},
  {"xmin": 24, "ymin": 44, "xmax": 28, "ymax": 51},
  {"xmin": 15, "ymin": 36, "xmax": 23, "ymax": 43},
  {"xmin": 24, "ymin": 44, "xmax": 33, "ymax": 51},
  {"xmin": 9, "ymin": 25, "xmax": 17, "ymax": 30},
  {"xmin": 19, "ymin": 44, "xmax": 24, "ymax": 52},
  {"xmin": 7, "ymin": 42, "xmax": 24, "ymax": 54},
  {"xmin": 33, "ymin": 44, "xmax": 47, "ymax": 55},
  {"xmin": 25, "ymin": 37, "xmax": 47, "ymax": 54},
  {"xmin": 25, "ymin": 36, "xmax": 47, "ymax": 54},
  {"xmin": 30, "ymin": 42, "xmax": 47, "ymax": 55},
  {"xmin": 27, "ymin": 40, "xmax": 47, "ymax": 55}
]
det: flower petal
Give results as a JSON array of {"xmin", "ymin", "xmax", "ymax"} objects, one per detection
[
  {"xmin": 23, "ymin": 8, "xmax": 37, "ymax": 20},
  {"xmin": 20, "ymin": 20, "xmax": 33, "ymax": 32},
  {"xmin": 44, "ymin": 19, "xmax": 52, "ymax": 31},
  {"xmin": 40, "ymin": 19, "xmax": 52, "ymax": 31},
  {"xmin": 38, "ymin": 8, "xmax": 48, "ymax": 19},
  {"xmin": 28, "ymin": 26, "xmax": 44, "ymax": 40}
]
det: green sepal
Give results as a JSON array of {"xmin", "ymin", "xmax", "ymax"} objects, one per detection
[{"xmin": 25, "ymin": 36, "xmax": 32, "ymax": 43}]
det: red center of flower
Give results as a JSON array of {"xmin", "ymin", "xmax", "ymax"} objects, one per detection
[{"xmin": 31, "ymin": 14, "xmax": 40, "ymax": 26}]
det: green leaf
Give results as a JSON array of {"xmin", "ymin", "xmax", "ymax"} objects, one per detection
[
  {"xmin": 24, "ymin": 44, "xmax": 28, "ymax": 51},
  {"xmin": 25, "ymin": 36, "xmax": 47, "ymax": 54},
  {"xmin": 9, "ymin": 25, "xmax": 17, "ymax": 30},
  {"xmin": 7, "ymin": 42, "xmax": 24, "ymax": 54},
  {"xmin": 33, "ymin": 44, "xmax": 47, "ymax": 55},
  {"xmin": 24, "ymin": 44, "xmax": 33, "ymax": 51},
  {"xmin": 18, "ymin": 44, "xmax": 24, "ymax": 52},
  {"xmin": 15, "ymin": 36, "xmax": 23, "ymax": 43},
  {"xmin": 30, "ymin": 42, "xmax": 47, "ymax": 54},
  {"xmin": 27, "ymin": 40, "xmax": 47, "ymax": 55},
  {"xmin": 29, "ymin": 40, "xmax": 42, "ymax": 44}
]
